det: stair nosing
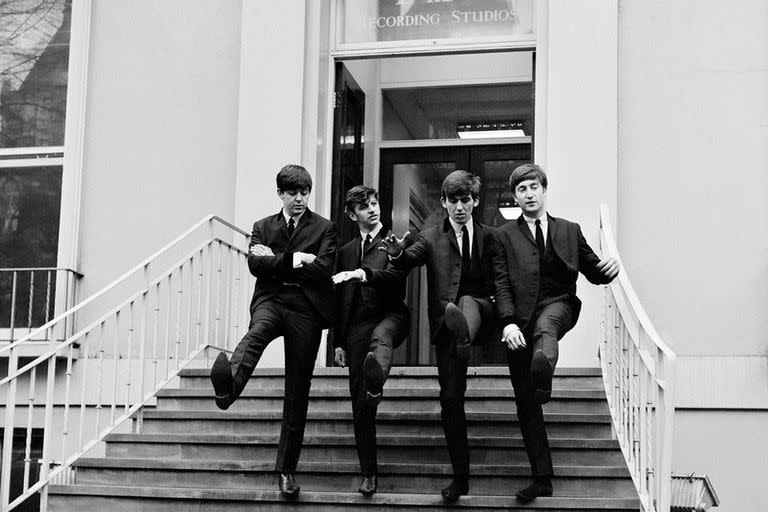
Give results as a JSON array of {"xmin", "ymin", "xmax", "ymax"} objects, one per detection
[{"xmin": 48, "ymin": 484, "xmax": 640, "ymax": 508}]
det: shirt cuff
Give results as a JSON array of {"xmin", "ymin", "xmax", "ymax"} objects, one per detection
[{"xmin": 292, "ymin": 253, "xmax": 302, "ymax": 268}]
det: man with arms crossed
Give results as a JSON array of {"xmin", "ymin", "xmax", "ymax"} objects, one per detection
[
  {"xmin": 209, "ymin": 164, "xmax": 336, "ymax": 498},
  {"xmin": 381, "ymin": 170, "xmax": 495, "ymax": 502},
  {"xmin": 491, "ymin": 164, "xmax": 619, "ymax": 502},
  {"xmin": 332, "ymin": 185, "xmax": 410, "ymax": 496}
]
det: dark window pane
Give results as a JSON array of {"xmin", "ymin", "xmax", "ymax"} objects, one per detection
[
  {"xmin": 0, "ymin": 166, "xmax": 62, "ymax": 267},
  {"xmin": 0, "ymin": 0, "xmax": 71, "ymax": 148}
]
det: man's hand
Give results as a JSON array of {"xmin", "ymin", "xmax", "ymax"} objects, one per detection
[
  {"xmin": 379, "ymin": 231, "xmax": 410, "ymax": 258},
  {"xmin": 502, "ymin": 324, "xmax": 526, "ymax": 351},
  {"xmin": 334, "ymin": 347, "xmax": 347, "ymax": 367},
  {"xmin": 332, "ymin": 269, "xmax": 365, "ymax": 284},
  {"xmin": 596, "ymin": 257, "xmax": 620, "ymax": 280},
  {"xmin": 249, "ymin": 244, "xmax": 274, "ymax": 257},
  {"xmin": 296, "ymin": 252, "xmax": 317, "ymax": 265}
]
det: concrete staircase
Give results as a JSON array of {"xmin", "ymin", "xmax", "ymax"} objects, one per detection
[{"xmin": 48, "ymin": 366, "xmax": 641, "ymax": 511}]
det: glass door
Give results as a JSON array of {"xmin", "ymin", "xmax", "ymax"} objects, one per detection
[{"xmin": 380, "ymin": 144, "xmax": 530, "ymax": 365}]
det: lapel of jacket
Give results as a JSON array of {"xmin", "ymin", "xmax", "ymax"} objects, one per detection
[
  {"xmin": 547, "ymin": 213, "xmax": 558, "ymax": 249},
  {"xmin": 516, "ymin": 215, "xmax": 536, "ymax": 247},
  {"xmin": 275, "ymin": 210, "xmax": 290, "ymax": 241},
  {"xmin": 471, "ymin": 220, "xmax": 483, "ymax": 261},
  {"xmin": 442, "ymin": 218, "xmax": 461, "ymax": 257},
  {"xmin": 291, "ymin": 208, "xmax": 313, "ymax": 240}
]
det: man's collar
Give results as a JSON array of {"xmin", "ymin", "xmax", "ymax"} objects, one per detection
[
  {"xmin": 360, "ymin": 222, "xmax": 383, "ymax": 240},
  {"xmin": 522, "ymin": 211, "xmax": 548, "ymax": 225},
  {"xmin": 281, "ymin": 209, "xmax": 306, "ymax": 224},
  {"xmin": 448, "ymin": 216, "xmax": 473, "ymax": 234}
]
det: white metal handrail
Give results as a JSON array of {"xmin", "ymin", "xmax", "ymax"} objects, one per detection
[
  {"xmin": 0, "ymin": 215, "xmax": 252, "ymax": 511},
  {"xmin": 598, "ymin": 204, "xmax": 677, "ymax": 512},
  {"xmin": 0, "ymin": 268, "xmax": 81, "ymax": 345}
]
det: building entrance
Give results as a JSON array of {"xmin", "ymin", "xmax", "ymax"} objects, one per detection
[
  {"xmin": 380, "ymin": 145, "xmax": 530, "ymax": 365},
  {"xmin": 327, "ymin": 52, "xmax": 535, "ymax": 366}
]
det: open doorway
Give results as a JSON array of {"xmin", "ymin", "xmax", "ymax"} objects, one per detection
[{"xmin": 328, "ymin": 51, "xmax": 535, "ymax": 365}]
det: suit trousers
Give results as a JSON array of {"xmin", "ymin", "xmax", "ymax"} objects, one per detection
[
  {"xmin": 346, "ymin": 309, "xmax": 409, "ymax": 476},
  {"xmin": 507, "ymin": 299, "xmax": 576, "ymax": 478},
  {"xmin": 436, "ymin": 295, "xmax": 494, "ymax": 479},
  {"xmin": 229, "ymin": 287, "xmax": 323, "ymax": 474}
]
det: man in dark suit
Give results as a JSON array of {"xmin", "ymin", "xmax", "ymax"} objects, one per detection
[
  {"xmin": 331, "ymin": 185, "xmax": 410, "ymax": 497},
  {"xmin": 209, "ymin": 164, "xmax": 336, "ymax": 498},
  {"xmin": 491, "ymin": 163, "xmax": 619, "ymax": 502},
  {"xmin": 381, "ymin": 170, "xmax": 495, "ymax": 503}
]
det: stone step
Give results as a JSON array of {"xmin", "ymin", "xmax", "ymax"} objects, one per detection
[
  {"xmin": 137, "ymin": 410, "xmax": 614, "ymax": 438},
  {"xmin": 103, "ymin": 433, "xmax": 625, "ymax": 466},
  {"xmin": 72, "ymin": 459, "xmax": 636, "ymax": 498},
  {"xmin": 155, "ymin": 388, "xmax": 609, "ymax": 414},
  {"xmin": 48, "ymin": 485, "xmax": 641, "ymax": 511},
  {"xmin": 178, "ymin": 366, "xmax": 606, "ymax": 391}
]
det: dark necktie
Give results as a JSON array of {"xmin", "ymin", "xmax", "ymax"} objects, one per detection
[
  {"xmin": 535, "ymin": 219, "xmax": 545, "ymax": 259},
  {"xmin": 361, "ymin": 234, "xmax": 372, "ymax": 263},
  {"xmin": 461, "ymin": 225, "xmax": 470, "ymax": 270},
  {"xmin": 287, "ymin": 218, "xmax": 295, "ymax": 237}
]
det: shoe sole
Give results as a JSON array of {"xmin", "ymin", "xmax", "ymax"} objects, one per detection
[
  {"xmin": 210, "ymin": 352, "xmax": 233, "ymax": 410},
  {"xmin": 444, "ymin": 304, "xmax": 470, "ymax": 361},
  {"xmin": 515, "ymin": 488, "xmax": 553, "ymax": 503},
  {"xmin": 531, "ymin": 350, "xmax": 554, "ymax": 405},
  {"xmin": 363, "ymin": 353, "xmax": 384, "ymax": 405}
]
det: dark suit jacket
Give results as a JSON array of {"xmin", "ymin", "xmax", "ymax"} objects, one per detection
[
  {"xmin": 247, "ymin": 208, "xmax": 336, "ymax": 327},
  {"xmin": 392, "ymin": 218, "xmax": 494, "ymax": 344},
  {"xmin": 491, "ymin": 214, "xmax": 612, "ymax": 331},
  {"xmin": 333, "ymin": 229, "xmax": 409, "ymax": 348}
]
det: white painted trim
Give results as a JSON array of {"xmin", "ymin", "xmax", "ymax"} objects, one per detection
[
  {"xmin": 533, "ymin": 0, "xmax": 548, "ymax": 166},
  {"xmin": 379, "ymin": 76, "xmax": 532, "ymax": 89},
  {"xmin": 58, "ymin": 0, "xmax": 92, "ymax": 273},
  {"xmin": 379, "ymin": 137, "xmax": 531, "ymax": 149},
  {"xmin": 0, "ymin": 146, "xmax": 64, "ymax": 157},
  {"xmin": 302, "ymin": 0, "xmax": 323, "ymax": 213},
  {"xmin": 332, "ymin": 40, "xmax": 535, "ymax": 59},
  {"xmin": 0, "ymin": 158, "xmax": 64, "ymax": 168}
]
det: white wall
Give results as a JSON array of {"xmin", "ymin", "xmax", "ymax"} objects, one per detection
[
  {"xmin": 543, "ymin": 0, "xmax": 618, "ymax": 366},
  {"xmin": 674, "ymin": 410, "xmax": 768, "ymax": 511},
  {"xmin": 78, "ymin": 1, "xmax": 242, "ymax": 299},
  {"xmin": 617, "ymin": 0, "xmax": 768, "ymax": 387},
  {"xmin": 234, "ymin": 1, "xmax": 330, "ymax": 368}
]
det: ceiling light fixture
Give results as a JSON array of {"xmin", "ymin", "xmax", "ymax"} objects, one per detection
[{"xmin": 457, "ymin": 121, "xmax": 526, "ymax": 139}]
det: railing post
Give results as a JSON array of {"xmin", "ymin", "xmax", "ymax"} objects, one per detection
[
  {"xmin": 38, "ymin": 354, "xmax": 58, "ymax": 512},
  {"xmin": 1, "ymin": 272, "xmax": 19, "ymax": 509},
  {"xmin": 656, "ymin": 352, "xmax": 676, "ymax": 512}
]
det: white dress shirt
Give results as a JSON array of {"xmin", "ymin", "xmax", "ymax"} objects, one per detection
[
  {"xmin": 448, "ymin": 217, "xmax": 474, "ymax": 256},
  {"xmin": 523, "ymin": 212, "xmax": 548, "ymax": 246}
]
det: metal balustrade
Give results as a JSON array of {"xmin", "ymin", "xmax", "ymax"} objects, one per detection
[
  {"xmin": 0, "ymin": 268, "xmax": 80, "ymax": 347},
  {"xmin": 598, "ymin": 205, "xmax": 677, "ymax": 512},
  {"xmin": 0, "ymin": 215, "xmax": 251, "ymax": 511}
]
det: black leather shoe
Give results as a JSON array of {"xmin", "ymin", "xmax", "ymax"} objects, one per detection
[
  {"xmin": 358, "ymin": 474, "xmax": 378, "ymax": 496},
  {"xmin": 441, "ymin": 478, "xmax": 469, "ymax": 502},
  {"xmin": 278, "ymin": 473, "xmax": 300, "ymax": 498},
  {"xmin": 531, "ymin": 350, "xmax": 554, "ymax": 404},
  {"xmin": 515, "ymin": 478, "xmax": 553, "ymax": 503},
  {"xmin": 363, "ymin": 352, "xmax": 384, "ymax": 406},
  {"xmin": 210, "ymin": 352, "xmax": 233, "ymax": 410},
  {"xmin": 444, "ymin": 303, "xmax": 470, "ymax": 360}
]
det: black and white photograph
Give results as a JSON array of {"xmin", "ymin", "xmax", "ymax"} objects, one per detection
[{"xmin": 1, "ymin": 1, "xmax": 764, "ymax": 511}]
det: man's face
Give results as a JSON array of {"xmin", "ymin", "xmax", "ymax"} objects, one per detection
[
  {"xmin": 348, "ymin": 195, "xmax": 380, "ymax": 232},
  {"xmin": 441, "ymin": 194, "xmax": 478, "ymax": 225},
  {"xmin": 278, "ymin": 188, "xmax": 310, "ymax": 217},
  {"xmin": 513, "ymin": 178, "xmax": 547, "ymax": 218}
]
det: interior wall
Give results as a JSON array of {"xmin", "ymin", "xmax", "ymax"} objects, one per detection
[
  {"xmin": 78, "ymin": 0, "xmax": 242, "ymax": 299},
  {"xmin": 542, "ymin": 0, "xmax": 618, "ymax": 366}
]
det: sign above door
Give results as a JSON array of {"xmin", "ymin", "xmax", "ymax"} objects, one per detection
[{"xmin": 338, "ymin": 0, "xmax": 535, "ymax": 46}]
